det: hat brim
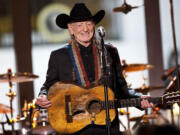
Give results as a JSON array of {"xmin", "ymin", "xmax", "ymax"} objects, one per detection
[{"xmin": 56, "ymin": 10, "xmax": 105, "ymax": 29}]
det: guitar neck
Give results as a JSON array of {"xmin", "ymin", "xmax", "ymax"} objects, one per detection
[{"xmin": 100, "ymin": 97, "xmax": 162, "ymax": 109}]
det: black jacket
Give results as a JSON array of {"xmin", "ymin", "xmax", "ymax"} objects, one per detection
[
  {"xmin": 39, "ymin": 44, "xmax": 138, "ymax": 100},
  {"xmin": 39, "ymin": 44, "xmax": 139, "ymax": 135}
]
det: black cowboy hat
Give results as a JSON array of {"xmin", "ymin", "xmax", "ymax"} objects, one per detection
[{"xmin": 56, "ymin": 3, "xmax": 105, "ymax": 29}]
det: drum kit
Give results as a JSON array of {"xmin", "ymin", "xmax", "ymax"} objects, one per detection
[
  {"xmin": 0, "ymin": 62, "xmax": 175, "ymax": 135},
  {"xmin": 0, "ymin": 69, "xmax": 55, "ymax": 135},
  {"xmin": 120, "ymin": 60, "xmax": 179, "ymax": 134}
]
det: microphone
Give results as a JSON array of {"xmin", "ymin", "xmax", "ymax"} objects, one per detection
[{"xmin": 97, "ymin": 26, "xmax": 105, "ymax": 38}]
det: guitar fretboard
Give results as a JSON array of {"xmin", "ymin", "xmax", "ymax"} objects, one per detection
[{"xmin": 100, "ymin": 97, "xmax": 162, "ymax": 109}]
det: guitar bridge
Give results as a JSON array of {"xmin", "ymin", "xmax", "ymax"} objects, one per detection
[{"xmin": 65, "ymin": 95, "xmax": 73, "ymax": 123}]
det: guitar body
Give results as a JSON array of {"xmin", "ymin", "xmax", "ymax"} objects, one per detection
[{"xmin": 48, "ymin": 82, "xmax": 116, "ymax": 134}]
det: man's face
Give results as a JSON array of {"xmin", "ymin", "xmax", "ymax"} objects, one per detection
[{"xmin": 68, "ymin": 20, "xmax": 95, "ymax": 46}]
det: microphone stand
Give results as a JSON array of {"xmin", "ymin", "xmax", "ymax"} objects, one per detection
[
  {"xmin": 169, "ymin": 0, "xmax": 180, "ymax": 127},
  {"xmin": 99, "ymin": 32, "xmax": 111, "ymax": 135},
  {"xmin": 169, "ymin": 0, "xmax": 180, "ymax": 90}
]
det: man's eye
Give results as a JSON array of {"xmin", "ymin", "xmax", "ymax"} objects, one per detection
[
  {"xmin": 77, "ymin": 24, "xmax": 82, "ymax": 27},
  {"xmin": 87, "ymin": 22, "xmax": 92, "ymax": 25}
]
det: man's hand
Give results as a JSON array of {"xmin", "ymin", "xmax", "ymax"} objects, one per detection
[
  {"xmin": 140, "ymin": 95, "xmax": 154, "ymax": 109},
  {"xmin": 36, "ymin": 95, "xmax": 52, "ymax": 108}
]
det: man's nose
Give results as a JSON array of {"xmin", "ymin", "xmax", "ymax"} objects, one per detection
[{"xmin": 82, "ymin": 23, "xmax": 88, "ymax": 31}]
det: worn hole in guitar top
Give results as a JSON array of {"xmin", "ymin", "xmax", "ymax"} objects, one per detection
[
  {"xmin": 87, "ymin": 99, "xmax": 101, "ymax": 114},
  {"xmin": 72, "ymin": 110, "xmax": 85, "ymax": 116}
]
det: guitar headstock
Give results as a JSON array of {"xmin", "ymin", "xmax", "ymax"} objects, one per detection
[{"xmin": 162, "ymin": 91, "xmax": 180, "ymax": 104}]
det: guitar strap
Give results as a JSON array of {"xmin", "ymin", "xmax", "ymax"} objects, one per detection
[{"xmin": 68, "ymin": 39, "xmax": 102, "ymax": 87}]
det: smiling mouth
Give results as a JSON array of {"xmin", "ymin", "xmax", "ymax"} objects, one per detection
[{"xmin": 84, "ymin": 41, "xmax": 90, "ymax": 43}]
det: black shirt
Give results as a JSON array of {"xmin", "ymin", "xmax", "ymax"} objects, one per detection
[{"xmin": 79, "ymin": 44, "xmax": 95, "ymax": 83}]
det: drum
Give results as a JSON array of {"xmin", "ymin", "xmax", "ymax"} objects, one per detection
[
  {"xmin": 37, "ymin": 109, "xmax": 49, "ymax": 126},
  {"xmin": 29, "ymin": 109, "xmax": 56, "ymax": 135},
  {"xmin": 30, "ymin": 125, "xmax": 56, "ymax": 135},
  {"xmin": 31, "ymin": 108, "xmax": 49, "ymax": 128},
  {"xmin": 3, "ymin": 129, "xmax": 30, "ymax": 135}
]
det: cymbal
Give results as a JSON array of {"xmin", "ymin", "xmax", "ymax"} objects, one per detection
[
  {"xmin": 0, "ymin": 103, "xmax": 13, "ymax": 113},
  {"xmin": 30, "ymin": 125, "xmax": 56, "ymax": 134},
  {"xmin": 113, "ymin": 2, "xmax": 139, "ymax": 14},
  {"xmin": 134, "ymin": 86, "xmax": 165, "ymax": 93},
  {"xmin": 129, "ymin": 114, "xmax": 158, "ymax": 121},
  {"xmin": 122, "ymin": 63, "xmax": 154, "ymax": 72},
  {"xmin": 0, "ymin": 72, "xmax": 39, "ymax": 83},
  {"xmin": 129, "ymin": 116, "xmax": 142, "ymax": 121}
]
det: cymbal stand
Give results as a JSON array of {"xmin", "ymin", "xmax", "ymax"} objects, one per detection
[
  {"xmin": 170, "ymin": 105, "xmax": 175, "ymax": 125},
  {"xmin": 126, "ymin": 107, "xmax": 131, "ymax": 135},
  {"xmin": 6, "ymin": 69, "xmax": 16, "ymax": 132},
  {"xmin": 169, "ymin": 0, "xmax": 180, "ymax": 127},
  {"xmin": 0, "ymin": 122, "xmax": 6, "ymax": 134}
]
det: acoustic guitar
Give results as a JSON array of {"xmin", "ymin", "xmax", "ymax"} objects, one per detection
[{"xmin": 48, "ymin": 82, "xmax": 180, "ymax": 134}]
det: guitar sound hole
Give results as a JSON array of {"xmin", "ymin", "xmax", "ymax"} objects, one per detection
[{"xmin": 87, "ymin": 100, "xmax": 101, "ymax": 114}]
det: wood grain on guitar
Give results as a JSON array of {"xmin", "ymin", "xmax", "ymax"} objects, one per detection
[{"xmin": 48, "ymin": 82, "xmax": 180, "ymax": 134}]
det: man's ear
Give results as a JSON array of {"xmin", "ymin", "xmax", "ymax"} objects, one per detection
[{"xmin": 67, "ymin": 24, "xmax": 73, "ymax": 35}]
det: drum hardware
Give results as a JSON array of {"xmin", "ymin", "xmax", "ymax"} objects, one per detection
[
  {"xmin": 126, "ymin": 107, "xmax": 131, "ymax": 135},
  {"xmin": 121, "ymin": 60, "xmax": 154, "ymax": 73},
  {"xmin": 5, "ymin": 69, "xmax": 16, "ymax": 132},
  {"xmin": 29, "ymin": 109, "xmax": 56, "ymax": 135},
  {"xmin": 133, "ymin": 75, "xmax": 164, "ymax": 94},
  {"xmin": 0, "ymin": 103, "xmax": 13, "ymax": 114},
  {"xmin": 119, "ymin": 108, "xmax": 131, "ymax": 133},
  {"xmin": 119, "ymin": 109, "xmax": 129, "ymax": 115},
  {"xmin": 30, "ymin": 125, "xmax": 56, "ymax": 135},
  {"xmin": 119, "ymin": 109, "xmax": 131, "ymax": 134},
  {"xmin": 31, "ymin": 110, "xmax": 39, "ymax": 128},
  {"xmin": 37, "ymin": 109, "xmax": 49, "ymax": 127},
  {"xmin": 151, "ymin": 106, "xmax": 170, "ymax": 125},
  {"xmin": 129, "ymin": 106, "xmax": 170, "ymax": 130},
  {"xmin": 8, "ymin": 116, "xmax": 26, "ymax": 124},
  {"xmin": 1, "ymin": 113, "xmax": 29, "ymax": 135},
  {"xmin": 118, "ymin": 107, "xmax": 131, "ymax": 135},
  {"xmin": 0, "ymin": 69, "xmax": 39, "ymax": 134},
  {"xmin": 0, "ymin": 71, "xmax": 39, "ymax": 83},
  {"xmin": 134, "ymin": 85, "xmax": 165, "ymax": 94},
  {"xmin": 1, "ymin": 100, "xmax": 39, "ymax": 134},
  {"xmin": 21, "ymin": 100, "xmax": 29, "ymax": 118},
  {"xmin": 21, "ymin": 99, "xmax": 36, "ymax": 119},
  {"xmin": 20, "ymin": 99, "xmax": 38, "ymax": 130},
  {"xmin": 129, "ymin": 114, "xmax": 158, "ymax": 130},
  {"xmin": 0, "ymin": 121, "xmax": 7, "ymax": 134}
]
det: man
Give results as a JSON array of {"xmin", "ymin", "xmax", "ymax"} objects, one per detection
[{"xmin": 36, "ymin": 3, "xmax": 153, "ymax": 135}]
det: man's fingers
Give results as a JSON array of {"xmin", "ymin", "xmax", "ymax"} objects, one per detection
[
  {"xmin": 150, "ymin": 103, "xmax": 154, "ymax": 107},
  {"xmin": 140, "ymin": 95, "xmax": 154, "ymax": 108},
  {"xmin": 141, "ymin": 99, "xmax": 154, "ymax": 108},
  {"xmin": 36, "ymin": 99, "xmax": 51, "ymax": 104},
  {"xmin": 37, "ymin": 96, "xmax": 47, "ymax": 101},
  {"xmin": 36, "ymin": 95, "xmax": 52, "ymax": 108},
  {"xmin": 39, "ymin": 101, "xmax": 52, "ymax": 108}
]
